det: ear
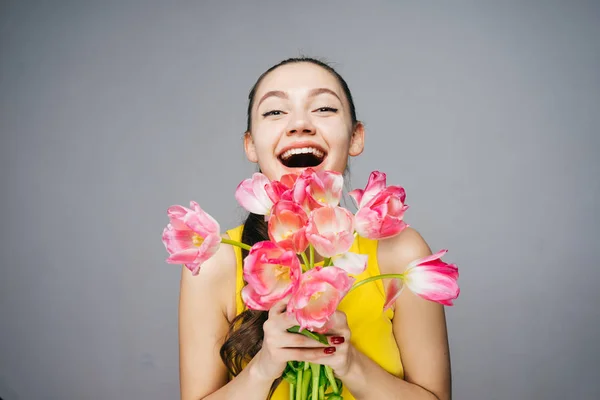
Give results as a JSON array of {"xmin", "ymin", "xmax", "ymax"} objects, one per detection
[
  {"xmin": 349, "ymin": 122, "xmax": 365, "ymax": 157},
  {"xmin": 244, "ymin": 131, "xmax": 259, "ymax": 163}
]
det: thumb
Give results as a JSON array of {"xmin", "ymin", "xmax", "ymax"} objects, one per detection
[{"xmin": 268, "ymin": 298, "xmax": 289, "ymax": 318}]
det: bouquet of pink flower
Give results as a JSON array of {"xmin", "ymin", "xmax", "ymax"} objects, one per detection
[{"xmin": 162, "ymin": 168, "xmax": 460, "ymax": 400}]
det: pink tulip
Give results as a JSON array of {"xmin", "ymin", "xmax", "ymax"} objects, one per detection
[
  {"xmin": 235, "ymin": 173, "xmax": 273, "ymax": 216},
  {"xmin": 162, "ymin": 201, "xmax": 221, "ymax": 275},
  {"xmin": 288, "ymin": 266, "xmax": 355, "ymax": 333},
  {"xmin": 349, "ymin": 170, "xmax": 387, "ymax": 209},
  {"xmin": 292, "ymin": 168, "xmax": 343, "ymax": 213},
  {"xmin": 403, "ymin": 250, "xmax": 460, "ymax": 306},
  {"xmin": 265, "ymin": 173, "xmax": 297, "ymax": 204},
  {"xmin": 305, "ymin": 206, "xmax": 355, "ymax": 258},
  {"xmin": 241, "ymin": 241, "xmax": 302, "ymax": 310},
  {"xmin": 268, "ymin": 201, "xmax": 309, "ymax": 253},
  {"xmin": 350, "ymin": 171, "xmax": 409, "ymax": 240}
]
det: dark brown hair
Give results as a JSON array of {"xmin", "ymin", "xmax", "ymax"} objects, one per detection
[{"xmin": 219, "ymin": 57, "xmax": 358, "ymax": 395}]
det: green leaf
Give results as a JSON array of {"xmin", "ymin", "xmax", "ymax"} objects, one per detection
[{"xmin": 287, "ymin": 326, "xmax": 330, "ymax": 346}]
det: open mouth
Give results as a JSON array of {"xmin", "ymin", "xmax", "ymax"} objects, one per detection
[{"xmin": 278, "ymin": 147, "xmax": 327, "ymax": 168}]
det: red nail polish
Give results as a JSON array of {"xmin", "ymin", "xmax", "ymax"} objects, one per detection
[
  {"xmin": 324, "ymin": 347, "xmax": 336, "ymax": 354},
  {"xmin": 331, "ymin": 336, "xmax": 345, "ymax": 345}
]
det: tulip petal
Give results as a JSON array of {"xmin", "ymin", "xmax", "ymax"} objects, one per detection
[
  {"xmin": 358, "ymin": 171, "xmax": 388, "ymax": 208},
  {"xmin": 242, "ymin": 285, "xmax": 273, "ymax": 310},
  {"xmin": 235, "ymin": 173, "xmax": 273, "ymax": 215},
  {"xmin": 354, "ymin": 206, "xmax": 408, "ymax": 240},
  {"xmin": 407, "ymin": 249, "xmax": 449, "ymax": 268},
  {"xmin": 383, "ymin": 278, "xmax": 404, "ymax": 311},
  {"xmin": 162, "ymin": 225, "xmax": 194, "ymax": 254},
  {"xmin": 162, "ymin": 202, "xmax": 222, "ymax": 275},
  {"xmin": 306, "ymin": 206, "xmax": 355, "ymax": 257},
  {"xmin": 292, "ymin": 169, "xmax": 344, "ymax": 213},
  {"xmin": 348, "ymin": 188, "xmax": 363, "ymax": 209},
  {"xmin": 332, "ymin": 252, "xmax": 368, "ymax": 275},
  {"xmin": 405, "ymin": 270, "xmax": 459, "ymax": 305},
  {"xmin": 241, "ymin": 241, "xmax": 302, "ymax": 310},
  {"xmin": 184, "ymin": 207, "xmax": 220, "ymax": 237},
  {"xmin": 288, "ymin": 267, "xmax": 354, "ymax": 333},
  {"xmin": 265, "ymin": 181, "xmax": 288, "ymax": 204},
  {"xmin": 166, "ymin": 248, "xmax": 198, "ymax": 264},
  {"xmin": 403, "ymin": 250, "xmax": 460, "ymax": 306}
]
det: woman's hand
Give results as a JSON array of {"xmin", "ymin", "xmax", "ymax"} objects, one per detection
[
  {"xmin": 250, "ymin": 302, "xmax": 350, "ymax": 381},
  {"xmin": 315, "ymin": 310, "xmax": 354, "ymax": 377}
]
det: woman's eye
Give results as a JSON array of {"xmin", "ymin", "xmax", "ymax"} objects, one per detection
[
  {"xmin": 315, "ymin": 107, "xmax": 338, "ymax": 113},
  {"xmin": 262, "ymin": 110, "xmax": 284, "ymax": 117}
]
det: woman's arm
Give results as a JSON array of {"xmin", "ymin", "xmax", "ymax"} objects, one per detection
[
  {"xmin": 337, "ymin": 227, "xmax": 452, "ymax": 400},
  {"xmin": 178, "ymin": 240, "xmax": 274, "ymax": 400}
]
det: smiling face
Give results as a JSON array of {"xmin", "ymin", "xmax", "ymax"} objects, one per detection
[{"xmin": 244, "ymin": 62, "xmax": 364, "ymax": 182}]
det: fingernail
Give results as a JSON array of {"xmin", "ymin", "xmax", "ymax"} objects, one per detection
[
  {"xmin": 331, "ymin": 336, "xmax": 345, "ymax": 345},
  {"xmin": 324, "ymin": 347, "xmax": 336, "ymax": 354}
]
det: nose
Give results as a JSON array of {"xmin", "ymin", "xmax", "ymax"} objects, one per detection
[{"xmin": 286, "ymin": 113, "xmax": 316, "ymax": 136}]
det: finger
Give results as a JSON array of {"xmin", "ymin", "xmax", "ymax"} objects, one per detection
[
  {"xmin": 324, "ymin": 312, "xmax": 350, "ymax": 333},
  {"xmin": 280, "ymin": 308, "xmax": 302, "ymax": 329},
  {"xmin": 329, "ymin": 310, "xmax": 348, "ymax": 327},
  {"xmin": 279, "ymin": 331, "xmax": 331, "ymax": 348},
  {"xmin": 325, "ymin": 334, "xmax": 346, "ymax": 346},
  {"xmin": 268, "ymin": 299, "xmax": 289, "ymax": 319},
  {"xmin": 279, "ymin": 346, "xmax": 338, "ymax": 364}
]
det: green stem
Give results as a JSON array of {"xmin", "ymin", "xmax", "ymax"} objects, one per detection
[
  {"xmin": 310, "ymin": 363, "xmax": 320, "ymax": 400},
  {"xmin": 323, "ymin": 257, "xmax": 332, "ymax": 267},
  {"xmin": 300, "ymin": 252, "xmax": 310, "ymax": 271},
  {"xmin": 309, "ymin": 245, "xmax": 314, "ymax": 268},
  {"xmin": 220, "ymin": 238, "xmax": 252, "ymax": 251},
  {"xmin": 301, "ymin": 365, "xmax": 311, "ymax": 400},
  {"xmin": 324, "ymin": 365, "xmax": 339, "ymax": 394},
  {"xmin": 296, "ymin": 367, "xmax": 303, "ymax": 400},
  {"xmin": 289, "ymin": 382, "xmax": 295, "ymax": 400},
  {"xmin": 347, "ymin": 273, "xmax": 405, "ymax": 294}
]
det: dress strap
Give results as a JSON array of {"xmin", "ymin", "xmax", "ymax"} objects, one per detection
[{"xmin": 225, "ymin": 225, "xmax": 245, "ymax": 316}]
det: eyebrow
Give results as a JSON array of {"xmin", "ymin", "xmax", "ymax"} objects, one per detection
[{"xmin": 256, "ymin": 87, "xmax": 342, "ymax": 108}]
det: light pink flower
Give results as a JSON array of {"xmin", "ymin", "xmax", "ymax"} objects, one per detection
[
  {"xmin": 268, "ymin": 201, "xmax": 309, "ymax": 253},
  {"xmin": 292, "ymin": 168, "xmax": 343, "ymax": 213},
  {"xmin": 331, "ymin": 252, "xmax": 369, "ymax": 276},
  {"xmin": 162, "ymin": 201, "xmax": 221, "ymax": 275},
  {"xmin": 403, "ymin": 250, "xmax": 460, "ymax": 306},
  {"xmin": 305, "ymin": 206, "xmax": 355, "ymax": 258},
  {"xmin": 287, "ymin": 266, "xmax": 355, "ymax": 333},
  {"xmin": 241, "ymin": 241, "xmax": 302, "ymax": 310},
  {"xmin": 350, "ymin": 171, "xmax": 409, "ymax": 240},
  {"xmin": 235, "ymin": 173, "xmax": 273, "ymax": 216}
]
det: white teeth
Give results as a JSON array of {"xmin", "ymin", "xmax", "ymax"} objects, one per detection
[{"xmin": 280, "ymin": 147, "xmax": 324, "ymax": 160}]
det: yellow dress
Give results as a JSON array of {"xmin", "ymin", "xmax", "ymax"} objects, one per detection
[{"xmin": 226, "ymin": 225, "xmax": 404, "ymax": 399}]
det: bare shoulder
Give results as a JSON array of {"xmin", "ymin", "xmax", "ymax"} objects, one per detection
[
  {"xmin": 178, "ymin": 231, "xmax": 239, "ymax": 399},
  {"xmin": 376, "ymin": 227, "xmax": 432, "ymax": 275},
  {"xmin": 377, "ymin": 227, "xmax": 452, "ymax": 399},
  {"xmin": 179, "ymin": 231, "xmax": 239, "ymax": 322}
]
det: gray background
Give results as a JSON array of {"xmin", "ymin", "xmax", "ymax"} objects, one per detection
[{"xmin": 1, "ymin": 1, "xmax": 599, "ymax": 399}]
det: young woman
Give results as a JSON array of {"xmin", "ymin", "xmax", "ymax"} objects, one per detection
[{"xmin": 178, "ymin": 58, "xmax": 452, "ymax": 400}]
